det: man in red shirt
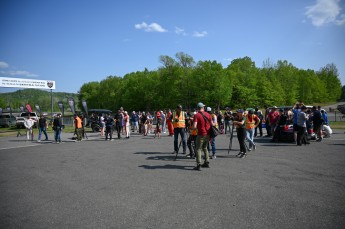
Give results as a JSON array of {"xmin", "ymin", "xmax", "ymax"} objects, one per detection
[{"xmin": 192, "ymin": 102, "xmax": 212, "ymax": 171}]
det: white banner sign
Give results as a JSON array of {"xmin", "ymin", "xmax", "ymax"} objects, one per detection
[{"xmin": 0, "ymin": 77, "xmax": 56, "ymax": 90}]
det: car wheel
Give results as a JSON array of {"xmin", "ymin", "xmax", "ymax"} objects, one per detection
[{"xmin": 93, "ymin": 125, "xmax": 100, "ymax": 132}]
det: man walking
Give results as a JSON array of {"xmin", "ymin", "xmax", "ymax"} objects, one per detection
[
  {"xmin": 172, "ymin": 105, "xmax": 187, "ymax": 155},
  {"xmin": 74, "ymin": 114, "xmax": 83, "ymax": 142},
  {"xmin": 37, "ymin": 114, "xmax": 48, "ymax": 142},
  {"xmin": 192, "ymin": 102, "xmax": 211, "ymax": 171},
  {"xmin": 53, "ymin": 113, "xmax": 63, "ymax": 143},
  {"xmin": 24, "ymin": 114, "xmax": 35, "ymax": 141}
]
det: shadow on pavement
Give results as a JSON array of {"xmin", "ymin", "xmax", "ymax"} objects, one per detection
[{"xmin": 138, "ymin": 164, "xmax": 194, "ymax": 170}]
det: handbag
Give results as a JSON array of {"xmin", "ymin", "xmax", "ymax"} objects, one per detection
[{"xmin": 201, "ymin": 112, "xmax": 219, "ymax": 138}]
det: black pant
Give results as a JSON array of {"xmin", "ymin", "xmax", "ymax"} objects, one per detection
[
  {"xmin": 116, "ymin": 125, "xmax": 122, "ymax": 138},
  {"xmin": 297, "ymin": 126, "xmax": 308, "ymax": 145},
  {"xmin": 187, "ymin": 135, "xmax": 197, "ymax": 156},
  {"xmin": 237, "ymin": 128, "xmax": 247, "ymax": 153},
  {"xmin": 105, "ymin": 126, "xmax": 113, "ymax": 140}
]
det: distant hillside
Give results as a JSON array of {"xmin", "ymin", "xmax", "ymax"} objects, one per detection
[{"xmin": 0, "ymin": 89, "xmax": 79, "ymax": 113}]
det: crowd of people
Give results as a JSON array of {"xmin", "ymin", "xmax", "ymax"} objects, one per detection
[{"xmin": 20, "ymin": 102, "xmax": 332, "ymax": 170}]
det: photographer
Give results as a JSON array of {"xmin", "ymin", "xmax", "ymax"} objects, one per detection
[
  {"xmin": 233, "ymin": 109, "xmax": 247, "ymax": 158},
  {"xmin": 224, "ymin": 108, "xmax": 232, "ymax": 134}
]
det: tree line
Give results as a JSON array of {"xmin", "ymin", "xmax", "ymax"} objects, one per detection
[
  {"xmin": 0, "ymin": 89, "xmax": 78, "ymax": 113},
  {"xmin": 78, "ymin": 53, "xmax": 343, "ymax": 112}
]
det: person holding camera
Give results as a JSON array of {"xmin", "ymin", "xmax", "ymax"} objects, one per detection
[
  {"xmin": 233, "ymin": 109, "xmax": 247, "ymax": 158},
  {"xmin": 172, "ymin": 105, "xmax": 187, "ymax": 155}
]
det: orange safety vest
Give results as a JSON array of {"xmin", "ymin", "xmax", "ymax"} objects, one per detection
[
  {"xmin": 245, "ymin": 114, "xmax": 257, "ymax": 129},
  {"xmin": 172, "ymin": 111, "xmax": 186, "ymax": 128}
]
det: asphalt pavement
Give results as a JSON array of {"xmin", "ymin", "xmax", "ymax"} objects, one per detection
[{"xmin": 0, "ymin": 129, "xmax": 345, "ymax": 228}]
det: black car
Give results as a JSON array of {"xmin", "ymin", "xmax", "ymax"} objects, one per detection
[{"xmin": 86, "ymin": 109, "xmax": 112, "ymax": 132}]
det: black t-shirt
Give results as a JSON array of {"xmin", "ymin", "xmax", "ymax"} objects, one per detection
[
  {"xmin": 105, "ymin": 117, "xmax": 114, "ymax": 127},
  {"xmin": 53, "ymin": 117, "xmax": 62, "ymax": 128},
  {"xmin": 313, "ymin": 110, "xmax": 324, "ymax": 125},
  {"xmin": 278, "ymin": 114, "xmax": 288, "ymax": 126},
  {"xmin": 114, "ymin": 113, "xmax": 123, "ymax": 124},
  {"xmin": 39, "ymin": 117, "xmax": 46, "ymax": 127},
  {"xmin": 224, "ymin": 111, "xmax": 231, "ymax": 121},
  {"xmin": 141, "ymin": 116, "xmax": 147, "ymax": 124}
]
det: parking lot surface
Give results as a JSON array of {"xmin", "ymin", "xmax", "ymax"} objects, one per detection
[{"xmin": 1, "ymin": 129, "xmax": 345, "ymax": 228}]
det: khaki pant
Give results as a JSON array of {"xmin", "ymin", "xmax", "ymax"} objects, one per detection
[{"xmin": 195, "ymin": 135, "xmax": 210, "ymax": 165}]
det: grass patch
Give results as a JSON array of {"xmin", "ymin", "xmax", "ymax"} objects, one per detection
[
  {"xmin": 0, "ymin": 125, "xmax": 93, "ymax": 138},
  {"xmin": 330, "ymin": 121, "xmax": 345, "ymax": 129}
]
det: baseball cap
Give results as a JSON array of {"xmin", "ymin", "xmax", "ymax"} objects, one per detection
[
  {"xmin": 197, "ymin": 102, "xmax": 205, "ymax": 108},
  {"xmin": 206, "ymin": 107, "xmax": 211, "ymax": 112},
  {"xmin": 236, "ymin": 109, "xmax": 244, "ymax": 113}
]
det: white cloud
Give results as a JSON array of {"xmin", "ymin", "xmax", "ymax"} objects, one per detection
[
  {"xmin": 193, "ymin": 31, "xmax": 208, "ymax": 38},
  {"xmin": 0, "ymin": 61, "xmax": 9, "ymax": 68},
  {"xmin": 8, "ymin": 70, "xmax": 39, "ymax": 78},
  {"xmin": 175, "ymin": 27, "xmax": 187, "ymax": 36},
  {"xmin": 305, "ymin": 0, "xmax": 345, "ymax": 26},
  {"xmin": 135, "ymin": 22, "xmax": 167, "ymax": 32}
]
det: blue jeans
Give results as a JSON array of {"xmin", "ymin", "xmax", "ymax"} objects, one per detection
[
  {"xmin": 38, "ymin": 127, "xmax": 48, "ymax": 140},
  {"xmin": 174, "ymin": 128, "xmax": 187, "ymax": 153},
  {"xmin": 208, "ymin": 137, "xmax": 216, "ymax": 155},
  {"xmin": 246, "ymin": 128, "xmax": 255, "ymax": 149},
  {"xmin": 54, "ymin": 127, "xmax": 61, "ymax": 142}
]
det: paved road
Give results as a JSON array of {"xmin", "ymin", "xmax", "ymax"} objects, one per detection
[{"xmin": 0, "ymin": 129, "xmax": 345, "ymax": 228}]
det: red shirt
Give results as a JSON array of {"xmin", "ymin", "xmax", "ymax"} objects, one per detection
[
  {"xmin": 268, "ymin": 110, "xmax": 280, "ymax": 124},
  {"xmin": 193, "ymin": 111, "xmax": 211, "ymax": 136}
]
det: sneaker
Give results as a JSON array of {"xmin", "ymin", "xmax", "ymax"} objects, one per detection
[
  {"xmin": 248, "ymin": 148, "xmax": 252, "ymax": 151},
  {"xmin": 209, "ymin": 155, "xmax": 213, "ymax": 159},
  {"xmin": 110, "ymin": 139, "xmax": 114, "ymax": 141},
  {"xmin": 193, "ymin": 165, "xmax": 201, "ymax": 171},
  {"xmin": 239, "ymin": 153, "xmax": 246, "ymax": 158},
  {"xmin": 201, "ymin": 162, "xmax": 210, "ymax": 168},
  {"xmin": 37, "ymin": 140, "xmax": 41, "ymax": 143},
  {"xmin": 236, "ymin": 152, "xmax": 243, "ymax": 157},
  {"xmin": 213, "ymin": 155, "xmax": 216, "ymax": 159}
]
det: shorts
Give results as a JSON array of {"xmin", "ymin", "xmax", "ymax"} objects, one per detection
[{"xmin": 313, "ymin": 124, "xmax": 322, "ymax": 133}]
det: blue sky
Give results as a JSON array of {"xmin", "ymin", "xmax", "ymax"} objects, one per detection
[{"xmin": 1, "ymin": 0, "xmax": 345, "ymax": 93}]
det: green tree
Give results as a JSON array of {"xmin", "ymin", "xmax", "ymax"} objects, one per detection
[{"xmin": 317, "ymin": 63, "xmax": 342, "ymax": 102}]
